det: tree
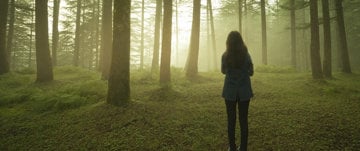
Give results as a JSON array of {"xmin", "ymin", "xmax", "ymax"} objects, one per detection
[
  {"xmin": 322, "ymin": 0, "xmax": 332, "ymax": 77},
  {"xmin": 151, "ymin": 0, "xmax": 162, "ymax": 74},
  {"xmin": 0, "ymin": 0, "xmax": 9, "ymax": 75},
  {"xmin": 140, "ymin": 0, "xmax": 145, "ymax": 70},
  {"xmin": 100, "ymin": 0, "xmax": 113, "ymax": 79},
  {"xmin": 260, "ymin": 0, "xmax": 267, "ymax": 65},
  {"xmin": 290, "ymin": 0, "xmax": 296, "ymax": 67},
  {"xmin": 35, "ymin": 0, "xmax": 53, "ymax": 82},
  {"xmin": 52, "ymin": 0, "xmax": 60, "ymax": 66},
  {"xmin": 335, "ymin": 0, "xmax": 351, "ymax": 73},
  {"xmin": 6, "ymin": 0, "xmax": 16, "ymax": 69},
  {"xmin": 309, "ymin": 0, "xmax": 323, "ymax": 79},
  {"xmin": 74, "ymin": 0, "xmax": 82, "ymax": 66},
  {"xmin": 208, "ymin": 0, "xmax": 217, "ymax": 70},
  {"xmin": 160, "ymin": 0, "xmax": 172, "ymax": 84},
  {"xmin": 185, "ymin": 0, "xmax": 201, "ymax": 78},
  {"xmin": 107, "ymin": 0, "xmax": 131, "ymax": 106},
  {"xmin": 238, "ymin": 0, "xmax": 243, "ymax": 32}
]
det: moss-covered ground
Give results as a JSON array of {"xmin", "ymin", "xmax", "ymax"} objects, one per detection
[{"xmin": 1, "ymin": 66, "xmax": 359, "ymax": 150}]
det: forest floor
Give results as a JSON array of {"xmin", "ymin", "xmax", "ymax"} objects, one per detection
[{"xmin": 0, "ymin": 66, "xmax": 360, "ymax": 150}]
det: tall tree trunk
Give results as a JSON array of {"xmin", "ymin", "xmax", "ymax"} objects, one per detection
[
  {"xmin": 140, "ymin": 0, "xmax": 145, "ymax": 70},
  {"xmin": 206, "ymin": 2, "xmax": 211, "ymax": 70},
  {"xmin": 6, "ymin": 0, "xmax": 15, "ymax": 70},
  {"xmin": 100, "ymin": 0, "xmax": 112, "ymax": 80},
  {"xmin": 335, "ymin": 0, "xmax": 351, "ymax": 73},
  {"xmin": 0, "ymin": 0, "xmax": 9, "ymax": 74},
  {"xmin": 185, "ymin": 0, "xmax": 201, "ymax": 78},
  {"xmin": 290, "ymin": 0, "xmax": 296, "ymax": 68},
  {"xmin": 95, "ymin": 0, "xmax": 100, "ymax": 70},
  {"xmin": 243, "ymin": 0, "xmax": 248, "ymax": 42},
  {"xmin": 35, "ymin": 0, "xmax": 53, "ymax": 82},
  {"xmin": 175, "ymin": 0, "xmax": 179, "ymax": 66},
  {"xmin": 160, "ymin": 0, "xmax": 172, "ymax": 84},
  {"xmin": 107, "ymin": 0, "xmax": 131, "ymax": 106},
  {"xmin": 208, "ymin": 0, "xmax": 217, "ymax": 70},
  {"xmin": 310, "ymin": 0, "xmax": 323, "ymax": 79},
  {"xmin": 151, "ymin": 0, "xmax": 162, "ymax": 74},
  {"xmin": 29, "ymin": 7, "xmax": 35, "ymax": 68},
  {"xmin": 52, "ymin": 0, "xmax": 60, "ymax": 66},
  {"xmin": 322, "ymin": 0, "xmax": 332, "ymax": 77},
  {"xmin": 74, "ymin": 0, "xmax": 82, "ymax": 66},
  {"xmin": 260, "ymin": 0, "xmax": 267, "ymax": 65},
  {"xmin": 238, "ymin": 0, "xmax": 243, "ymax": 33}
]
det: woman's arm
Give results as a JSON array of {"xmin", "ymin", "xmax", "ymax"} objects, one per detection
[
  {"xmin": 248, "ymin": 53, "xmax": 254, "ymax": 76},
  {"xmin": 221, "ymin": 54, "xmax": 227, "ymax": 74}
]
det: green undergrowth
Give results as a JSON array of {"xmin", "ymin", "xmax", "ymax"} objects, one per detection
[{"xmin": 0, "ymin": 67, "xmax": 360, "ymax": 150}]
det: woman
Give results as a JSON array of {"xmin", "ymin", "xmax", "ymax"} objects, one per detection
[{"xmin": 221, "ymin": 31, "xmax": 253, "ymax": 151}]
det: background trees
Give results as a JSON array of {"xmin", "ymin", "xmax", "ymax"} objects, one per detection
[{"xmin": 0, "ymin": 0, "xmax": 358, "ymax": 92}]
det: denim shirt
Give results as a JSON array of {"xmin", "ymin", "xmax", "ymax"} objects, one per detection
[{"xmin": 221, "ymin": 53, "xmax": 254, "ymax": 101}]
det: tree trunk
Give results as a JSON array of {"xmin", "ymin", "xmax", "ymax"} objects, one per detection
[
  {"xmin": 208, "ymin": 0, "xmax": 217, "ymax": 71},
  {"xmin": 310, "ymin": 0, "xmax": 323, "ymax": 79},
  {"xmin": 0, "ymin": 0, "xmax": 9, "ymax": 74},
  {"xmin": 29, "ymin": 7, "xmax": 35, "ymax": 68},
  {"xmin": 160, "ymin": 0, "xmax": 172, "ymax": 84},
  {"xmin": 52, "ymin": 0, "xmax": 60, "ymax": 66},
  {"xmin": 100, "ymin": 0, "xmax": 112, "ymax": 80},
  {"xmin": 107, "ymin": 0, "xmax": 131, "ymax": 106},
  {"xmin": 175, "ymin": 0, "xmax": 179, "ymax": 66},
  {"xmin": 335, "ymin": 0, "xmax": 351, "ymax": 73},
  {"xmin": 140, "ymin": 0, "xmax": 145, "ymax": 70},
  {"xmin": 151, "ymin": 0, "xmax": 162, "ymax": 74},
  {"xmin": 6, "ymin": 0, "xmax": 15, "ymax": 70},
  {"xmin": 95, "ymin": 0, "xmax": 100, "ymax": 70},
  {"xmin": 238, "ymin": 0, "xmax": 243, "ymax": 33},
  {"xmin": 74, "ymin": 0, "xmax": 82, "ymax": 66},
  {"xmin": 290, "ymin": 0, "xmax": 296, "ymax": 68},
  {"xmin": 322, "ymin": 0, "xmax": 332, "ymax": 77},
  {"xmin": 185, "ymin": 0, "xmax": 201, "ymax": 78},
  {"xmin": 260, "ymin": 0, "xmax": 267, "ymax": 65},
  {"xmin": 35, "ymin": 0, "xmax": 53, "ymax": 82}
]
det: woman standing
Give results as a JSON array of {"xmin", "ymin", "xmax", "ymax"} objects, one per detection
[{"xmin": 221, "ymin": 31, "xmax": 253, "ymax": 151}]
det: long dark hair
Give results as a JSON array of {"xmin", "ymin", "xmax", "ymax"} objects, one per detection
[{"xmin": 223, "ymin": 31, "xmax": 248, "ymax": 69}]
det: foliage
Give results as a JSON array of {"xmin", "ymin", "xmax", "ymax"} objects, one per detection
[{"xmin": 1, "ymin": 67, "xmax": 360, "ymax": 150}]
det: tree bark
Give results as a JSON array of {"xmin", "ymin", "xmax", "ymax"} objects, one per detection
[
  {"xmin": 107, "ymin": 0, "xmax": 131, "ymax": 106},
  {"xmin": 100, "ymin": 0, "xmax": 112, "ymax": 80},
  {"xmin": 151, "ymin": 0, "xmax": 162, "ymax": 74},
  {"xmin": 335, "ymin": 0, "xmax": 351, "ymax": 73},
  {"xmin": 160, "ymin": 0, "xmax": 172, "ymax": 84},
  {"xmin": 52, "ymin": 0, "xmax": 60, "ymax": 66},
  {"xmin": 322, "ymin": 0, "xmax": 332, "ymax": 77},
  {"xmin": 310, "ymin": 0, "xmax": 323, "ymax": 79},
  {"xmin": 290, "ymin": 0, "xmax": 296, "ymax": 68},
  {"xmin": 35, "ymin": 0, "xmax": 53, "ymax": 82},
  {"xmin": 74, "ymin": 0, "xmax": 82, "ymax": 66},
  {"xmin": 260, "ymin": 0, "xmax": 267, "ymax": 65},
  {"xmin": 185, "ymin": 0, "xmax": 201, "ymax": 78},
  {"xmin": 0, "ymin": 0, "xmax": 9, "ymax": 74}
]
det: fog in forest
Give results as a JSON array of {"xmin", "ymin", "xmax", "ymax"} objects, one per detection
[{"xmin": 1, "ymin": 0, "xmax": 360, "ymax": 150}]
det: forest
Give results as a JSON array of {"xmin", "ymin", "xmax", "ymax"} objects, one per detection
[{"xmin": 0, "ymin": 0, "xmax": 359, "ymax": 150}]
